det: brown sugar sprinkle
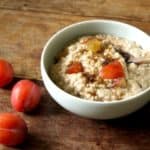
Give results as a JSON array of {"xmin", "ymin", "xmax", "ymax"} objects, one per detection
[
  {"xmin": 80, "ymin": 49, "xmax": 87, "ymax": 53},
  {"xmin": 89, "ymin": 91, "xmax": 96, "ymax": 96},
  {"xmin": 102, "ymin": 58, "xmax": 115, "ymax": 66},
  {"xmin": 83, "ymin": 72, "xmax": 96, "ymax": 82}
]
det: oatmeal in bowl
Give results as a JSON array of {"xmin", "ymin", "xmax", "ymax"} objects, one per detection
[
  {"xmin": 41, "ymin": 20, "xmax": 150, "ymax": 119},
  {"xmin": 50, "ymin": 34, "xmax": 150, "ymax": 102}
]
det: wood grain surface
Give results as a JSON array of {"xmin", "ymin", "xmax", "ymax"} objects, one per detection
[{"xmin": 0, "ymin": 0, "xmax": 150, "ymax": 150}]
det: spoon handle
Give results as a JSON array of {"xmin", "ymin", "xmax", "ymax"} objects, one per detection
[
  {"xmin": 114, "ymin": 46, "xmax": 150, "ymax": 64},
  {"xmin": 128, "ymin": 58, "xmax": 150, "ymax": 64}
]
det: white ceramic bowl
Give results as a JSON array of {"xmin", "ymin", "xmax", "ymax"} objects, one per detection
[{"xmin": 41, "ymin": 20, "xmax": 150, "ymax": 119}]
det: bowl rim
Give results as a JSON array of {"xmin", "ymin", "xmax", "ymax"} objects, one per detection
[{"xmin": 41, "ymin": 19, "xmax": 150, "ymax": 104}]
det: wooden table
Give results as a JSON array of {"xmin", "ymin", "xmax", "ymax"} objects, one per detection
[{"xmin": 0, "ymin": 0, "xmax": 150, "ymax": 149}]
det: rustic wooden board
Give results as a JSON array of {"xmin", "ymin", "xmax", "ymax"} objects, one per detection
[
  {"xmin": 0, "ymin": 0, "xmax": 150, "ymax": 22},
  {"xmin": 0, "ymin": 0, "xmax": 150, "ymax": 150}
]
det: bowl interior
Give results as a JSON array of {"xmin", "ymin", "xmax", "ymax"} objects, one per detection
[{"xmin": 43, "ymin": 20, "xmax": 150, "ymax": 75}]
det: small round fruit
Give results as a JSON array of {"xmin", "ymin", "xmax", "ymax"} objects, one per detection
[
  {"xmin": 0, "ymin": 59, "xmax": 14, "ymax": 87},
  {"xmin": 0, "ymin": 113, "xmax": 27, "ymax": 146},
  {"xmin": 11, "ymin": 80, "xmax": 41, "ymax": 112}
]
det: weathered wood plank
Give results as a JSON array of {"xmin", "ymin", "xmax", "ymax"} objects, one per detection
[{"xmin": 0, "ymin": 0, "xmax": 150, "ymax": 22}]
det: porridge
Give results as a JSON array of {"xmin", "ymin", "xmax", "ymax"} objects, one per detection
[{"xmin": 50, "ymin": 34, "xmax": 150, "ymax": 101}]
